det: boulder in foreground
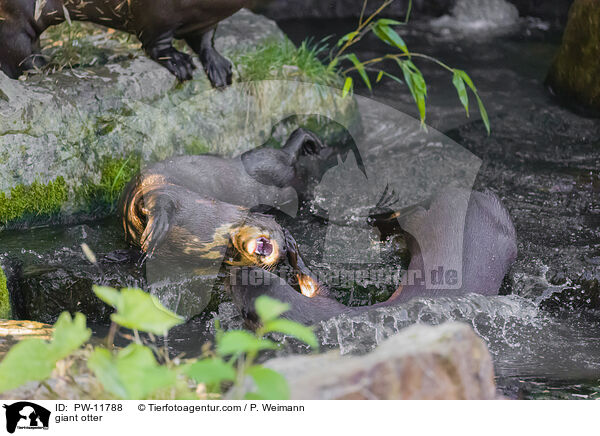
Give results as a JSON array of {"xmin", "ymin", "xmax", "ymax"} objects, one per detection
[{"xmin": 263, "ymin": 322, "xmax": 497, "ymax": 400}]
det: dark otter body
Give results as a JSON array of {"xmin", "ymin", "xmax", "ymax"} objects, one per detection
[
  {"xmin": 0, "ymin": 0, "xmax": 247, "ymax": 85},
  {"xmin": 119, "ymin": 128, "xmax": 330, "ymax": 289},
  {"xmin": 124, "ymin": 183, "xmax": 290, "ymax": 275},
  {"xmin": 228, "ymin": 190, "xmax": 518, "ymax": 326}
]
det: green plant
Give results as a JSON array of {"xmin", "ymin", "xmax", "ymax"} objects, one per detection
[
  {"xmin": 39, "ymin": 21, "xmax": 139, "ymax": 74},
  {"xmin": 0, "ymin": 285, "xmax": 317, "ymax": 400},
  {"xmin": 327, "ymin": 0, "xmax": 490, "ymax": 134},
  {"xmin": 233, "ymin": 37, "xmax": 342, "ymax": 86}
]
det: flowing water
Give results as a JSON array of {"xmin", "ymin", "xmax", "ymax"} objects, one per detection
[{"xmin": 1, "ymin": 6, "xmax": 599, "ymax": 399}]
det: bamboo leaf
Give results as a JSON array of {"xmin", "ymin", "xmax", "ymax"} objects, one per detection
[
  {"xmin": 346, "ymin": 53, "xmax": 372, "ymax": 91},
  {"xmin": 455, "ymin": 69, "xmax": 490, "ymax": 135},
  {"xmin": 476, "ymin": 94, "xmax": 491, "ymax": 135},
  {"xmin": 452, "ymin": 70, "xmax": 469, "ymax": 117},
  {"xmin": 342, "ymin": 76, "xmax": 353, "ymax": 97},
  {"xmin": 373, "ymin": 21, "xmax": 409, "ymax": 54},
  {"xmin": 337, "ymin": 31, "xmax": 359, "ymax": 47}
]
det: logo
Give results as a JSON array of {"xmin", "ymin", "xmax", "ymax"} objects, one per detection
[{"xmin": 3, "ymin": 402, "xmax": 50, "ymax": 433}]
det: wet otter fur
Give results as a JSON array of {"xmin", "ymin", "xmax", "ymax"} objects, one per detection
[
  {"xmin": 119, "ymin": 128, "xmax": 330, "ymax": 288},
  {"xmin": 228, "ymin": 190, "xmax": 518, "ymax": 326},
  {"xmin": 123, "ymin": 183, "xmax": 290, "ymax": 276},
  {"xmin": 0, "ymin": 0, "xmax": 248, "ymax": 85}
]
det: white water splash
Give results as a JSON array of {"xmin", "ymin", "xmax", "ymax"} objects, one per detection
[{"xmin": 431, "ymin": 0, "xmax": 519, "ymax": 31}]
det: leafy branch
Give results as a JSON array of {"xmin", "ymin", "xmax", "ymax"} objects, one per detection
[
  {"xmin": 327, "ymin": 0, "xmax": 490, "ymax": 134},
  {"xmin": 0, "ymin": 286, "xmax": 317, "ymax": 400}
]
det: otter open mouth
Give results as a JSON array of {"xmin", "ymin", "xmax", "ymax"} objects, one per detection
[
  {"xmin": 248, "ymin": 237, "xmax": 273, "ymax": 257},
  {"xmin": 243, "ymin": 235, "xmax": 279, "ymax": 267}
]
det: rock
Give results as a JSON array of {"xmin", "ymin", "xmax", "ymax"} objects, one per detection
[
  {"xmin": 0, "ymin": 9, "xmax": 357, "ymax": 228},
  {"xmin": 0, "ymin": 267, "xmax": 9, "ymax": 319},
  {"xmin": 261, "ymin": 322, "xmax": 497, "ymax": 400},
  {"xmin": 0, "ymin": 320, "xmax": 53, "ymax": 360},
  {"xmin": 545, "ymin": 0, "xmax": 600, "ymax": 115}
]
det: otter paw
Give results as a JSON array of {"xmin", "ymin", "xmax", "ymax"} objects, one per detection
[
  {"xmin": 202, "ymin": 50, "xmax": 233, "ymax": 88},
  {"xmin": 156, "ymin": 49, "xmax": 196, "ymax": 82}
]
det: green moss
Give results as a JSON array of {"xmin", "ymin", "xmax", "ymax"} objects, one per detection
[
  {"xmin": 0, "ymin": 156, "xmax": 142, "ymax": 226},
  {"xmin": 546, "ymin": 0, "xmax": 600, "ymax": 112},
  {"xmin": 0, "ymin": 178, "xmax": 68, "ymax": 225},
  {"xmin": 0, "ymin": 266, "xmax": 11, "ymax": 319},
  {"xmin": 232, "ymin": 38, "xmax": 342, "ymax": 86},
  {"xmin": 184, "ymin": 139, "xmax": 210, "ymax": 155},
  {"xmin": 77, "ymin": 156, "xmax": 141, "ymax": 210}
]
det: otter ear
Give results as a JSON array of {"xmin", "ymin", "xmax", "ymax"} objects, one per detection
[
  {"xmin": 140, "ymin": 189, "xmax": 178, "ymax": 258},
  {"xmin": 282, "ymin": 128, "xmax": 326, "ymax": 162}
]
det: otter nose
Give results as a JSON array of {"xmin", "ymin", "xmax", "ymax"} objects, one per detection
[{"xmin": 253, "ymin": 237, "xmax": 273, "ymax": 257}]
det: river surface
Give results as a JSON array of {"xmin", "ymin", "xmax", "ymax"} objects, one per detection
[{"xmin": 1, "ymin": 10, "xmax": 599, "ymax": 399}]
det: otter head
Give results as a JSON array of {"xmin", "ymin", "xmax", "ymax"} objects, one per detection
[{"xmin": 228, "ymin": 214, "xmax": 286, "ymax": 269}]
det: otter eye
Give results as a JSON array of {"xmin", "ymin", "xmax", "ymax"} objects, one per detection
[{"xmin": 247, "ymin": 237, "xmax": 273, "ymax": 257}]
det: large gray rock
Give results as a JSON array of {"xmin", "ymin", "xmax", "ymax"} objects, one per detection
[
  {"xmin": 262, "ymin": 322, "xmax": 497, "ymax": 400},
  {"xmin": 0, "ymin": 9, "xmax": 356, "ymax": 227},
  {"xmin": 545, "ymin": 0, "xmax": 600, "ymax": 116}
]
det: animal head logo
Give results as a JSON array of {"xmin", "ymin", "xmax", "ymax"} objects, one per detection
[{"xmin": 3, "ymin": 402, "xmax": 51, "ymax": 433}]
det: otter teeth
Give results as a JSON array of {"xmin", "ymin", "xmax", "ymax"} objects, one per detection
[{"xmin": 253, "ymin": 237, "xmax": 273, "ymax": 256}]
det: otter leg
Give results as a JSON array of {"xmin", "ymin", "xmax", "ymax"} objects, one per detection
[
  {"xmin": 139, "ymin": 189, "xmax": 179, "ymax": 259},
  {"xmin": 140, "ymin": 31, "xmax": 196, "ymax": 81},
  {"xmin": 185, "ymin": 27, "xmax": 232, "ymax": 88},
  {"xmin": 20, "ymin": 38, "xmax": 47, "ymax": 71},
  {"xmin": 0, "ymin": 29, "xmax": 35, "ymax": 78}
]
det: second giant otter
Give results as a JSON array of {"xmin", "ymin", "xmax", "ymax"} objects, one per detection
[
  {"xmin": 228, "ymin": 189, "xmax": 518, "ymax": 326},
  {"xmin": 0, "ymin": 0, "xmax": 248, "ymax": 85}
]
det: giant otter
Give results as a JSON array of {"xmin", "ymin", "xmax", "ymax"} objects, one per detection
[
  {"xmin": 227, "ymin": 189, "xmax": 518, "ymax": 326},
  {"xmin": 119, "ymin": 128, "xmax": 333, "ymax": 290},
  {"xmin": 0, "ymin": 0, "xmax": 248, "ymax": 85}
]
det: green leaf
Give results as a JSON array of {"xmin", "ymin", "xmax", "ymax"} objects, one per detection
[
  {"xmin": 342, "ymin": 76, "xmax": 353, "ymax": 97},
  {"xmin": 0, "ymin": 312, "xmax": 91, "ymax": 393},
  {"xmin": 382, "ymin": 71, "xmax": 404, "ymax": 85},
  {"xmin": 452, "ymin": 70, "xmax": 469, "ymax": 117},
  {"xmin": 88, "ymin": 344, "xmax": 177, "ymax": 400},
  {"xmin": 476, "ymin": 94, "xmax": 491, "ymax": 135},
  {"xmin": 51, "ymin": 312, "xmax": 91, "ymax": 360},
  {"xmin": 346, "ymin": 53, "xmax": 371, "ymax": 91},
  {"xmin": 337, "ymin": 30, "xmax": 359, "ymax": 47},
  {"xmin": 398, "ymin": 60, "xmax": 427, "ymax": 124},
  {"xmin": 376, "ymin": 18, "xmax": 405, "ymax": 26},
  {"xmin": 376, "ymin": 70, "xmax": 384, "ymax": 83},
  {"xmin": 455, "ymin": 69, "xmax": 490, "ymax": 135},
  {"xmin": 217, "ymin": 331, "xmax": 277, "ymax": 356},
  {"xmin": 456, "ymin": 69, "xmax": 476, "ymax": 90},
  {"xmin": 246, "ymin": 366, "xmax": 290, "ymax": 400},
  {"xmin": 255, "ymin": 296, "xmax": 290, "ymax": 323},
  {"xmin": 0, "ymin": 340, "xmax": 55, "ymax": 393},
  {"xmin": 185, "ymin": 358, "xmax": 236, "ymax": 385},
  {"xmin": 263, "ymin": 319, "xmax": 319, "ymax": 349},
  {"xmin": 93, "ymin": 287, "xmax": 184, "ymax": 335},
  {"xmin": 93, "ymin": 285, "xmax": 121, "ymax": 307},
  {"xmin": 373, "ymin": 21, "xmax": 409, "ymax": 54}
]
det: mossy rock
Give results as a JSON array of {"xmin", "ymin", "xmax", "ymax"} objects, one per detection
[
  {"xmin": 0, "ymin": 267, "xmax": 10, "ymax": 319},
  {"xmin": 0, "ymin": 9, "xmax": 357, "ymax": 228},
  {"xmin": 545, "ymin": 0, "xmax": 600, "ymax": 115}
]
